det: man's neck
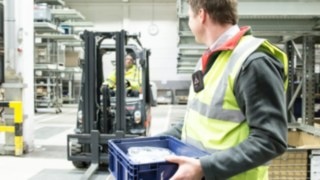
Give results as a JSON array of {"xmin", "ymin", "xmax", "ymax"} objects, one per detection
[
  {"xmin": 126, "ymin": 65, "xmax": 134, "ymax": 71},
  {"xmin": 204, "ymin": 23, "xmax": 234, "ymax": 47}
]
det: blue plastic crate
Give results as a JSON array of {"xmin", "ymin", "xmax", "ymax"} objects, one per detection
[{"xmin": 108, "ymin": 136, "xmax": 209, "ymax": 180}]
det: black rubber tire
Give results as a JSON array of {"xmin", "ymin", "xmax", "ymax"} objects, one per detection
[
  {"xmin": 71, "ymin": 143, "xmax": 89, "ymax": 169},
  {"xmin": 72, "ymin": 161, "xmax": 90, "ymax": 169}
]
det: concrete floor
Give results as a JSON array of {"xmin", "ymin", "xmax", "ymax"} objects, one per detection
[{"xmin": 0, "ymin": 104, "xmax": 186, "ymax": 180}]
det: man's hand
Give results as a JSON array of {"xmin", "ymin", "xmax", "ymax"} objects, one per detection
[{"xmin": 166, "ymin": 155, "xmax": 204, "ymax": 180}]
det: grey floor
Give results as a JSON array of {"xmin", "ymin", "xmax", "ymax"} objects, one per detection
[{"xmin": 0, "ymin": 104, "xmax": 186, "ymax": 180}]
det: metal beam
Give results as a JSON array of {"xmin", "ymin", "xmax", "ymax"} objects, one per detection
[
  {"xmin": 238, "ymin": 2, "xmax": 320, "ymax": 17},
  {"xmin": 179, "ymin": 18, "xmax": 320, "ymax": 44},
  {"xmin": 288, "ymin": 123, "xmax": 320, "ymax": 137},
  {"xmin": 34, "ymin": 22, "xmax": 64, "ymax": 34},
  {"xmin": 239, "ymin": 19, "xmax": 318, "ymax": 33},
  {"xmin": 178, "ymin": 1, "xmax": 320, "ymax": 18},
  {"xmin": 51, "ymin": 9, "xmax": 85, "ymax": 21}
]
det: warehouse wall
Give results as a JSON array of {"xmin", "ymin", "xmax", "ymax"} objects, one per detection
[{"xmin": 69, "ymin": 2, "xmax": 191, "ymax": 84}]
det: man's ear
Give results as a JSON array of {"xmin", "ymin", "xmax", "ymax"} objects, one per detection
[{"xmin": 198, "ymin": 8, "xmax": 206, "ymax": 23}]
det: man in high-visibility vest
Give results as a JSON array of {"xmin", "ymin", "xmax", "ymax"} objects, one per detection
[
  {"xmin": 105, "ymin": 53, "xmax": 141, "ymax": 93},
  {"xmin": 160, "ymin": 0, "xmax": 288, "ymax": 179}
]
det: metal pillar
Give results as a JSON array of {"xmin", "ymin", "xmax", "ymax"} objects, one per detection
[
  {"xmin": 302, "ymin": 36, "xmax": 316, "ymax": 125},
  {"xmin": 4, "ymin": 0, "xmax": 16, "ymax": 70},
  {"xmin": 286, "ymin": 40, "xmax": 296, "ymax": 122},
  {"xmin": 1, "ymin": 0, "xmax": 34, "ymax": 154}
]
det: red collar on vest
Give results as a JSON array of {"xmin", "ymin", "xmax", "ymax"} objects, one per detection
[{"xmin": 201, "ymin": 26, "xmax": 251, "ymax": 72}]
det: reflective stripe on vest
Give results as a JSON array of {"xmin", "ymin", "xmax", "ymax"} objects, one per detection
[{"xmin": 188, "ymin": 36, "xmax": 264, "ymax": 123}]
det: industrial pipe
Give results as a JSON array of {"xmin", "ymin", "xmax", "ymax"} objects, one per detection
[{"xmin": 4, "ymin": 0, "xmax": 16, "ymax": 71}]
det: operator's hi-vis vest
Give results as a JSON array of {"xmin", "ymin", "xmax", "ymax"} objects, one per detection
[
  {"xmin": 182, "ymin": 35, "xmax": 288, "ymax": 180},
  {"xmin": 106, "ymin": 65, "xmax": 141, "ymax": 91}
]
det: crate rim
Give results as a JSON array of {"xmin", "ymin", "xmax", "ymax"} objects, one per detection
[{"xmin": 108, "ymin": 135, "xmax": 209, "ymax": 165}]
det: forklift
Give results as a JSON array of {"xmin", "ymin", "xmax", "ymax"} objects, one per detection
[{"xmin": 67, "ymin": 30, "xmax": 152, "ymax": 179}]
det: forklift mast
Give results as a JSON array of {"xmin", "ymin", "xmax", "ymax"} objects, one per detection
[
  {"xmin": 67, "ymin": 30, "xmax": 150, "ymax": 180},
  {"xmin": 81, "ymin": 30, "xmax": 128, "ymax": 134}
]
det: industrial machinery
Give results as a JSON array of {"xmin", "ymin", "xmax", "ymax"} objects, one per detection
[{"xmin": 67, "ymin": 30, "xmax": 152, "ymax": 179}]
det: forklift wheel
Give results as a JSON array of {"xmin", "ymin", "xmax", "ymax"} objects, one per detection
[{"xmin": 72, "ymin": 161, "xmax": 90, "ymax": 169}]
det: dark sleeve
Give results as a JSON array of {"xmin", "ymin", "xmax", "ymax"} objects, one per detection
[
  {"xmin": 199, "ymin": 52, "xmax": 288, "ymax": 179},
  {"xmin": 155, "ymin": 120, "xmax": 184, "ymax": 139}
]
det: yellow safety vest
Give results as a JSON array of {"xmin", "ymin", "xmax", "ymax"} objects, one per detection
[
  {"xmin": 182, "ymin": 35, "xmax": 288, "ymax": 180},
  {"xmin": 105, "ymin": 65, "xmax": 141, "ymax": 91}
]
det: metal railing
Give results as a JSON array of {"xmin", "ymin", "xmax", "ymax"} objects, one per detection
[{"xmin": 0, "ymin": 101, "xmax": 23, "ymax": 156}]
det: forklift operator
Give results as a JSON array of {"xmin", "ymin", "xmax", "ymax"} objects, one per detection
[{"xmin": 104, "ymin": 53, "xmax": 141, "ymax": 93}]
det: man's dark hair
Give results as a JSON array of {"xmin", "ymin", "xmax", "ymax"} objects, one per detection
[
  {"xmin": 125, "ymin": 53, "xmax": 136, "ymax": 63},
  {"xmin": 188, "ymin": 0, "xmax": 238, "ymax": 25}
]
